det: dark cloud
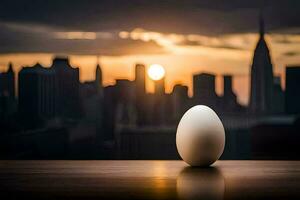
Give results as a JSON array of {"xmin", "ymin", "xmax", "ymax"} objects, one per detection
[
  {"xmin": 0, "ymin": 22, "xmax": 165, "ymax": 55},
  {"xmin": 177, "ymin": 39, "xmax": 247, "ymax": 50},
  {"xmin": 177, "ymin": 40, "xmax": 201, "ymax": 46},
  {"xmin": 283, "ymin": 51, "xmax": 300, "ymax": 57},
  {"xmin": 0, "ymin": 0, "xmax": 299, "ymax": 55},
  {"xmin": 0, "ymin": 0, "xmax": 299, "ymax": 34}
]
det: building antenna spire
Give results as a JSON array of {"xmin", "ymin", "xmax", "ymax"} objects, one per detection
[
  {"xmin": 8, "ymin": 62, "xmax": 14, "ymax": 72},
  {"xmin": 259, "ymin": 3, "xmax": 265, "ymax": 37},
  {"xmin": 96, "ymin": 55, "xmax": 100, "ymax": 66}
]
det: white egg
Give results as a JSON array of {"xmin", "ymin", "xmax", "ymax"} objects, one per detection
[{"xmin": 176, "ymin": 105, "xmax": 225, "ymax": 167}]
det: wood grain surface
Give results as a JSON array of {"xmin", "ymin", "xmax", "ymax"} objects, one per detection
[{"xmin": 0, "ymin": 160, "xmax": 299, "ymax": 199}]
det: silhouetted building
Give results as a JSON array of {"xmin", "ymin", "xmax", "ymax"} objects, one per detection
[
  {"xmin": 80, "ymin": 63, "xmax": 103, "ymax": 98},
  {"xmin": 249, "ymin": 13, "xmax": 274, "ymax": 115},
  {"xmin": 95, "ymin": 63, "xmax": 103, "ymax": 95},
  {"xmin": 222, "ymin": 75, "xmax": 238, "ymax": 112},
  {"xmin": 0, "ymin": 62, "xmax": 15, "ymax": 98},
  {"xmin": 0, "ymin": 63, "xmax": 16, "ymax": 119},
  {"xmin": 153, "ymin": 77, "xmax": 166, "ymax": 125},
  {"xmin": 134, "ymin": 64, "xmax": 147, "ymax": 125},
  {"xmin": 154, "ymin": 77, "xmax": 165, "ymax": 95},
  {"xmin": 80, "ymin": 64, "xmax": 104, "ymax": 118},
  {"xmin": 51, "ymin": 57, "xmax": 81, "ymax": 119},
  {"xmin": 171, "ymin": 84, "xmax": 189, "ymax": 121},
  {"xmin": 115, "ymin": 79, "xmax": 136, "ymax": 125},
  {"xmin": 135, "ymin": 64, "xmax": 146, "ymax": 96},
  {"xmin": 19, "ymin": 63, "xmax": 56, "ymax": 125},
  {"xmin": 79, "ymin": 63, "xmax": 104, "ymax": 145},
  {"xmin": 80, "ymin": 79, "xmax": 103, "ymax": 122},
  {"xmin": 272, "ymin": 76, "xmax": 285, "ymax": 114},
  {"xmin": 285, "ymin": 66, "xmax": 300, "ymax": 114},
  {"xmin": 193, "ymin": 73, "xmax": 218, "ymax": 109},
  {"xmin": 103, "ymin": 85, "xmax": 118, "ymax": 140}
]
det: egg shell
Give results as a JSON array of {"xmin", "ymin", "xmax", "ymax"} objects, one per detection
[{"xmin": 176, "ymin": 105, "xmax": 225, "ymax": 167}]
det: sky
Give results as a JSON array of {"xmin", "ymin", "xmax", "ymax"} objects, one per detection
[{"xmin": 0, "ymin": 0, "xmax": 300, "ymax": 105}]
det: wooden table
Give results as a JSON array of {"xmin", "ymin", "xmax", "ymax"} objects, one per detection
[{"xmin": 0, "ymin": 161, "xmax": 299, "ymax": 199}]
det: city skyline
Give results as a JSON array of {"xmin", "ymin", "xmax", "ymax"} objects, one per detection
[
  {"xmin": 0, "ymin": 31, "xmax": 298, "ymax": 105},
  {"xmin": 0, "ymin": 39, "xmax": 296, "ymax": 107},
  {"xmin": 1, "ymin": 1, "xmax": 300, "ymax": 161},
  {"xmin": 1, "ymin": 1, "xmax": 300, "ymax": 105},
  {"xmin": 0, "ymin": 7, "xmax": 300, "ymax": 200}
]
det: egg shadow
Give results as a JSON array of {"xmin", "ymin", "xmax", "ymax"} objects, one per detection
[{"xmin": 176, "ymin": 166, "xmax": 225, "ymax": 200}]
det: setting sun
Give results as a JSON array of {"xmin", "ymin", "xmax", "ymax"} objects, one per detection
[{"xmin": 148, "ymin": 64, "xmax": 165, "ymax": 81}]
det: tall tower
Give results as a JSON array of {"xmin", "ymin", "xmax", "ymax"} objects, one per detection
[
  {"xmin": 154, "ymin": 77, "xmax": 165, "ymax": 96},
  {"xmin": 95, "ymin": 63, "xmax": 103, "ymax": 94},
  {"xmin": 6, "ymin": 62, "xmax": 15, "ymax": 98},
  {"xmin": 134, "ymin": 64, "xmax": 147, "ymax": 125},
  {"xmin": 223, "ymin": 75, "xmax": 238, "ymax": 112},
  {"xmin": 0, "ymin": 62, "xmax": 15, "ymax": 98},
  {"xmin": 249, "ymin": 12, "xmax": 274, "ymax": 115},
  {"xmin": 19, "ymin": 63, "xmax": 56, "ymax": 123},
  {"xmin": 51, "ymin": 57, "xmax": 81, "ymax": 118},
  {"xmin": 0, "ymin": 62, "xmax": 16, "ymax": 118},
  {"xmin": 135, "ymin": 64, "xmax": 146, "ymax": 96}
]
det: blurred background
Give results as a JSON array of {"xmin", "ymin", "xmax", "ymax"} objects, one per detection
[{"xmin": 0, "ymin": 0, "xmax": 299, "ymax": 160}]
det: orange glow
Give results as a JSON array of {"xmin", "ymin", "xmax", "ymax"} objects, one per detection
[{"xmin": 1, "ymin": 29, "xmax": 299, "ymax": 106}]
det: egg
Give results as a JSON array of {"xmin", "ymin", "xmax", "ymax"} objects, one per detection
[{"xmin": 176, "ymin": 105, "xmax": 225, "ymax": 167}]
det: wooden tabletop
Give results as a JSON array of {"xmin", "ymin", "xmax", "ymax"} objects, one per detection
[{"xmin": 0, "ymin": 160, "xmax": 299, "ymax": 199}]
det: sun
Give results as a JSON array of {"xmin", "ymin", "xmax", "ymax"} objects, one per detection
[{"xmin": 148, "ymin": 64, "xmax": 165, "ymax": 81}]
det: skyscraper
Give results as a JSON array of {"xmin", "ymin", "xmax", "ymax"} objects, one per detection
[
  {"xmin": 0, "ymin": 63, "xmax": 16, "ymax": 118},
  {"xmin": 95, "ymin": 63, "xmax": 103, "ymax": 95},
  {"xmin": 95, "ymin": 64, "xmax": 103, "ymax": 90},
  {"xmin": 18, "ymin": 63, "xmax": 56, "ymax": 123},
  {"xmin": 114, "ymin": 79, "xmax": 136, "ymax": 125},
  {"xmin": 153, "ymin": 77, "xmax": 166, "ymax": 125},
  {"xmin": 193, "ymin": 73, "xmax": 218, "ymax": 109},
  {"xmin": 249, "ymin": 13, "xmax": 274, "ymax": 115},
  {"xmin": 223, "ymin": 75, "xmax": 238, "ymax": 112},
  {"xmin": 171, "ymin": 84, "xmax": 189, "ymax": 121},
  {"xmin": 51, "ymin": 57, "xmax": 81, "ymax": 118},
  {"xmin": 0, "ymin": 62, "xmax": 15, "ymax": 98},
  {"xmin": 134, "ymin": 64, "xmax": 147, "ymax": 125},
  {"xmin": 272, "ymin": 76, "xmax": 285, "ymax": 114},
  {"xmin": 285, "ymin": 66, "xmax": 300, "ymax": 114},
  {"xmin": 154, "ymin": 77, "xmax": 165, "ymax": 96},
  {"xmin": 135, "ymin": 64, "xmax": 146, "ymax": 97}
]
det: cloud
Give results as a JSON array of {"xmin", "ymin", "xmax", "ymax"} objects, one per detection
[
  {"xmin": 1, "ymin": 20, "xmax": 300, "ymax": 61},
  {"xmin": 117, "ymin": 28, "xmax": 300, "ymax": 64},
  {"xmin": 54, "ymin": 31, "xmax": 114, "ymax": 40},
  {"xmin": 282, "ymin": 51, "xmax": 300, "ymax": 57},
  {"xmin": 270, "ymin": 34, "xmax": 300, "ymax": 44},
  {"xmin": 0, "ymin": 1, "xmax": 299, "ymax": 57},
  {"xmin": 55, "ymin": 32, "xmax": 97, "ymax": 40},
  {"xmin": 118, "ymin": 29, "xmax": 254, "ymax": 51},
  {"xmin": 0, "ymin": 22, "xmax": 165, "ymax": 55},
  {"xmin": 0, "ymin": 0, "xmax": 300, "ymax": 35}
]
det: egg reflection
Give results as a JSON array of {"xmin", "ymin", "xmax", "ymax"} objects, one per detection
[{"xmin": 177, "ymin": 167, "xmax": 225, "ymax": 200}]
